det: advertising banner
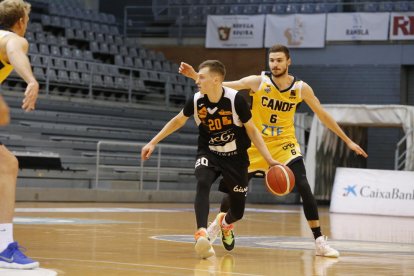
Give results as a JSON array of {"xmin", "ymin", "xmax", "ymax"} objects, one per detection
[
  {"xmin": 206, "ymin": 15, "xmax": 265, "ymax": 48},
  {"xmin": 265, "ymin": 14, "xmax": 326, "ymax": 48},
  {"xmin": 327, "ymin": 12, "xmax": 389, "ymax": 41},
  {"xmin": 330, "ymin": 168, "xmax": 414, "ymax": 217},
  {"xmin": 390, "ymin": 12, "xmax": 414, "ymax": 40}
]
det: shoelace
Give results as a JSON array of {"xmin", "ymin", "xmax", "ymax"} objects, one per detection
[
  {"xmin": 221, "ymin": 224, "xmax": 234, "ymax": 237},
  {"xmin": 194, "ymin": 230, "xmax": 208, "ymax": 241}
]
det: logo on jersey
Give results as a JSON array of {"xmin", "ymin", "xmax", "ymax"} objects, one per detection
[
  {"xmin": 261, "ymin": 96, "xmax": 295, "ymax": 112},
  {"xmin": 209, "ymin": 129, "xmax": 235, "ymax": 145},
  {"xmin": 264, "ymin": 85, "xmax": 271, "ymax": 93},
  {"xmin": 289, "ymin": 90, "xmax": 296, "ymax": 99},
  {"xmin": 207, "ymin": 107, "xmax": 218, "ymax": 114},
  {"xmin": 198, "ymin": 106, "xmax": 207, "ymax": 119},
  {"xmin": 218, "ymin": 109, "xmax": 232, "ymax": 116}
]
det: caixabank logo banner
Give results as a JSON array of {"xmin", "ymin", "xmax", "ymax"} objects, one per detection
[{"xmin": 342, "ymin": 184, "xmax": 414, "ymax": 200}]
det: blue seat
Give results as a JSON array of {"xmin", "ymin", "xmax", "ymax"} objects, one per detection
[
  {"xmin": 300, "ymin": 3, "xmax": 315, "ymax": 13},
  {"xmin": 243, "ymin": 5, "xmax": 258, "ymax": 14},
  {"xmin": 229, "ymin": 5, "xmax": 243, "ymax": 14},
  {"xmin": 285, "ymin": 4, "xmax": 299, "ymax": 14},
  {"xmin": 378, "ymin": 2, "xmax": 393, "ymax": 12},
  {"xmin": 258, "ymin": 4, "xmax": 273, "ymax": 14},
  {"xmin": 272, "ymin": 4, "xmax": 286, "ymax": 14},
  {"xmin": 363, "ymin": 3, "xmax": 378, "ymax": 12},
  {"xmin": 394, "ymin": 2, "xmax": 409, "ymax": 12}
]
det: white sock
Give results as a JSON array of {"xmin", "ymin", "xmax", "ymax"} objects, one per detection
[
  {"xmin": 221, "ymin": 215, "xmax": 230, "ymax": 227},
  {"xmin": 0, "ymin": 223, "xmax": 14, "ymax": 252}
]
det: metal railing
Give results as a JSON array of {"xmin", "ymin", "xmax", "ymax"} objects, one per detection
[
  {"xmin": 95, "ymin": 140, "xmax": 197, "ymax": 190},
  {"xmin": 394, "ymin": 129, "xmax": 413, "ymax": 170}
]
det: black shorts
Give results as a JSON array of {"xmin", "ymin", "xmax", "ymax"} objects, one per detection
[{"xmin": 195, "ymin": 153, "xmax": 249, "ymax": 194}]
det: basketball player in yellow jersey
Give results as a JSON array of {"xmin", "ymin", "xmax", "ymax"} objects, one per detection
[
  {"xmin": 179, "ymin": 44, "xmax": 368, "ymax": 258},
  {"xmin": 0, "ymin": 0, "xmax": 39, "ymax": 269}
]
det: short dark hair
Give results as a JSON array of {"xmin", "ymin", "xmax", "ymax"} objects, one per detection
[
  {"xmin": 0, "ymin": 0, "xmax": 31, "ymax": 29},
  {"xmin": 268, "ymin": 44, "xmax": 290, "ymax": 60},
  {"xmin": 198, "ymin": 60, "xmax": 226, "ymax": 79}
]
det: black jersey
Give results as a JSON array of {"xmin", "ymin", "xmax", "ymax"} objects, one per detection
[{"xmin": 183, "ymin": 87, "xmax": 252, "ymax": 159}]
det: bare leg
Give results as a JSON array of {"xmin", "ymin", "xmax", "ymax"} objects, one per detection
[{"xmin": 0, "ymin": 145, "xmax": 18, "ymax": 224}]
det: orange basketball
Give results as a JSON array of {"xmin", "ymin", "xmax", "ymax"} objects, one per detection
[{"xmin": 265, "ymin": 165, "xmax": 295, "ymax": 196}]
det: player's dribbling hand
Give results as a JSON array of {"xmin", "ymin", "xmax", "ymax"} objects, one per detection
[
  {"xmin": 179, "ymin": 62, "xmax": 197, "ymax": 80},
  {"xmin": 141, "ymin": 143, "xmax": 155, "ymax": 160},
  {"xmin": 268, "ymin": 159, "xmax": 282, "ymax": 167},
  {"xmin": 22, "ymin": 81, "xmax": 39, "ymax": 112}
]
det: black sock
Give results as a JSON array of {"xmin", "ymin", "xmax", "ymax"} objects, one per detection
[{"xmin": 311, "ymin": 227, "xmax": 322, "ymax": 240}]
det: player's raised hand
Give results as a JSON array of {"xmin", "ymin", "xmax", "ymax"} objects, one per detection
[
  {"xmin": 179, "ymin": 62, "xmax": 197, "ymax": 80},
  {"xmin": 22, "ymin": 81, "xmax": 39, "ymax": 112},
  {"xmin": 347, "ymin": 141, "xmax": 368, "ymax": 158}
]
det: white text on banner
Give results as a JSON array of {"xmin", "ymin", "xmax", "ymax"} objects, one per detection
[
  {"xmin": 264, "ymin": 14, "xmax": 325, "ymax": 48},
  {"xmin": 390, "ymin": 12, "xmax": 414, "ymax": 40},
  {"xmin": 330, "ymin": 168, "xmax": 414, "ymax": 217},
  {"xmin": 326, "ymin": 13, "xmax": 389, "ymax": 41},
  {"xmin": 205, "ymin": 15, "xmax": 265, "ymax": 48}
]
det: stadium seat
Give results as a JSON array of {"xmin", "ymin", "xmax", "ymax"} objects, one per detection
[
  {"xmin": 76, "ymin": 61, "xmax": 88, "ymax": 72},
  {"xmin": 286, "ymin": 3, "xmax": 299, "ymax": 13},
  {"xmin": 58, "ymin": 70, "xmax": 70, "ymax": 83},
  {"xmin": 69, "ymin": 72, "xmax": 81, "ymax": 84},
  {"xmin": 33, "ymin": 67, "xmax": 46, "ymax": 81},
  {"xmin": 124, "ymin": 57, "xmax": 134, "ymax": 67},
  {"xmin": 362, "ymin": 3, "xmax": 378, "ymax": 12},
  {"xmin": 272, "ymin": 4, "xmax": 286, "ymax": 14},
  {"xmin": 134, "ymin": 58, "xmax": 144, "ymax": 68}
]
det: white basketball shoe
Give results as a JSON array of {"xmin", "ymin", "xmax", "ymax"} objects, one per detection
[{"xmin": 315, "ymin": 236, "xmax": 340, "ymax": 258}]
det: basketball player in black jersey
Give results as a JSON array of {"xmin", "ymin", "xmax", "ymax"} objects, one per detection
[{"xmin": 141, "ymin": 60, "xmax": 280, "ymax": 259}]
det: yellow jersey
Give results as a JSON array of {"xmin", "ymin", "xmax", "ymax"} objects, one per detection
[
  {"xmin": 247, "ymin": 72, "xmax": 304, "ymax": 170},
  {"xmin": 250, "ymin": 71, "xmax": 303, "ymax": 141},
  {"xmin": 0, "ymin": 30, "xmax": 14, "ymax": 84}
]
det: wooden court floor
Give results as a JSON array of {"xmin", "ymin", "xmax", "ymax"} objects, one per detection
[{"xmin": 2, "ymin": 202, "xmax": 413, "ymax": 276}]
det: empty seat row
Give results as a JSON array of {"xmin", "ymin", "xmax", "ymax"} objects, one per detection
[
  {"xmin": 114, "ymin": 55, "xmax": 171, "ymax": 70},
  {"xmin": 33, "ymin": 67, "xmax": 147, "ymax": 93},
  {"xmin": 42, "ymin": 15, "xmax": 119, "ymax": 35},
  {"xmin": 355, "ymin": 1, "xmax": 414, "ymax": 12},
  {"xmin": 29, "ymin": 44, "xmax": 95, "ymax": 61},
  {"xmin": 49, "ymin": 4, "xmax": 116, "ymax": 24},
  {"xmin": 26, "ymin": 32, "xmax": 68, "ymax": 47},
  {"xmin": 173, "ymin": 2, "xmax": 340, "ymax": 19}
]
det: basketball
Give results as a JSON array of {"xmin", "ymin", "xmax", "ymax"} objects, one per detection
[{"xmin": 265, "ymin": 165, "xmax": 295, "ymax": 196}]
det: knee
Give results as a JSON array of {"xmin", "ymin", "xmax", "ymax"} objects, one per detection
[
  {"xmin": 295, "ymin": 176, "xmax": 312, "ymax": 194},
  {"xmin": 196, "ymin": 179, "xmax": 211, "ymax": 193}
]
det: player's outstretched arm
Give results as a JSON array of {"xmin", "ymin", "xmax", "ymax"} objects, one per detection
[
  {"xmin": 223, "ymin": 75, "xmax": 261, "ymax": 92},
  {"xmin": 141, "ymin": 111, "xmax": 189, "ymax": 160},
  {"xmin": 302, "ymin": 83, "xmax": 368, "ymax": 158},
  {"xmin": 179, "ymin": 62, "xmax": 262, "ymax": 92},
  {"xmin": 6, "ymin": 35, "xmax": 39, "ymax": 112},
  {"xmin": 244, "ymin": 119, "xmax": 281, "ymax": 166}
]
